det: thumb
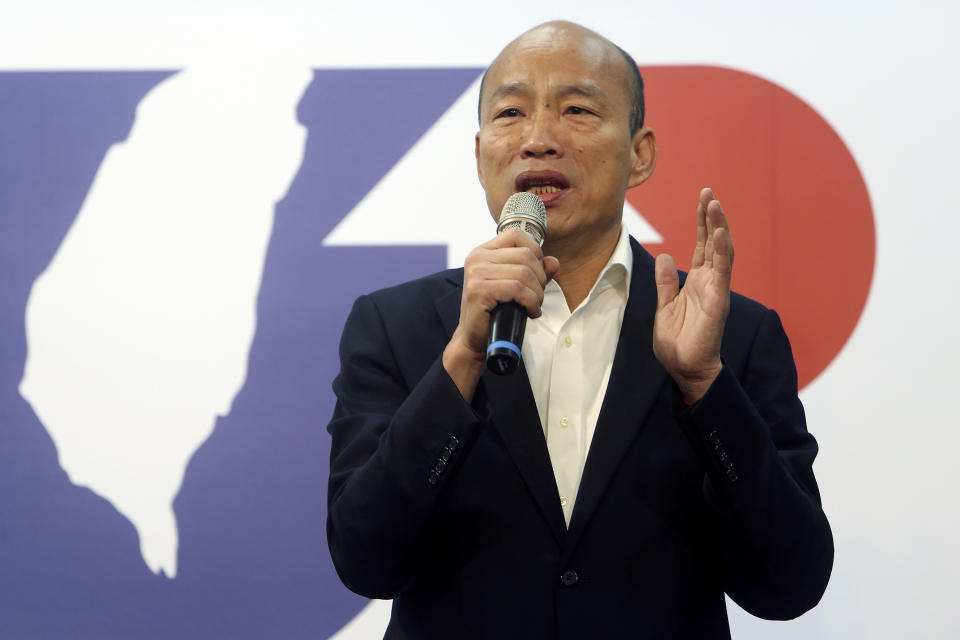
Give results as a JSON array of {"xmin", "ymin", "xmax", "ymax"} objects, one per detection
[{"xmin": 654, "ymin": 253, "xmax": 679, "ymax": 310}]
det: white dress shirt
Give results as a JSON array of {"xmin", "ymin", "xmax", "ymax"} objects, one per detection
[{"xmin": 521, "ymin": 226, "xmax": 633, "ymax": 526}]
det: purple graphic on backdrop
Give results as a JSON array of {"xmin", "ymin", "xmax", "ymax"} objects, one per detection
[{"xmin": 0, "ymin": 68, "xmax": 481, "ymax": 638}]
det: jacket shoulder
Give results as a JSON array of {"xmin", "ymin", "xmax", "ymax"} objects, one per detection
[{"xmin": 364, "ymin": 268, "xmax": 463, "ymax": 310}]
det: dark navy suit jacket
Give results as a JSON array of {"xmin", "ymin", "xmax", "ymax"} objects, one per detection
[{"xmin": 326, "ymin": 238, "xmax": 833, "ymax": 639}]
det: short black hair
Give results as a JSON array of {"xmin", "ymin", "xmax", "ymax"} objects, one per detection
[
  {"xmin": 477, "ymin": 40, "xmax": 646, "ymax": 135},
  {"xmin": 614, "ymin": 44, "xmax": 645, "ymax": 134}
]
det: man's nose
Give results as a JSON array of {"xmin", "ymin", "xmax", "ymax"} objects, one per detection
[{"xmin": 520, "ymin": 112, "xmax": 564, "ymax": 158}]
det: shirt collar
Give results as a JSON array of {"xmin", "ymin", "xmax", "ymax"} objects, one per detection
[
  {"xmin": 585, "ymin": 223, "xmax": 633, "ymax": 304},
  {"xmin": 542, "ymin": 223, "xmax": 634, "ymax": 314}
]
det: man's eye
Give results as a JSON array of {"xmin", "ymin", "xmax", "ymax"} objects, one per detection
[
  {"xmin": 566, "ymin": 106, "xmax": 591, "ymax": 115},
  {"xmin": 495, "ymin": 108, "xmax": 521, "ymax": 118}
]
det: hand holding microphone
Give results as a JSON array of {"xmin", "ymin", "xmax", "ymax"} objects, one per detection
[
  {"xmin": 486, "ymin": 192, "xmax": 548, "ymax": 375},
  {"xmin": 442, "ymin": 193, "xmax": 558, "ymax": 399}
]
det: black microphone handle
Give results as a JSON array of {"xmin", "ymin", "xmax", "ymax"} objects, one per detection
[{"xmin": 486, "ymin": 301, "xmax": 527, "ymax": 375}]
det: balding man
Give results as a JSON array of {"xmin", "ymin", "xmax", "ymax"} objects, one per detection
[{"xmin": 327, "ymin": 21, "xmax": 833, "ymax": 638}]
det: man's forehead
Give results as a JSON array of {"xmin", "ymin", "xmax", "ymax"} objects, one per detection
[
  {"xmin": 505, "ymin": 21, "xmax": 611, "ymax": 55},
  {"xmin": 481, "ymin": 29, "xmax": 626, "ymax": 110},
  {"xmin": 491, "ymin": 23, "xmax": 619, "ymax": 77}
]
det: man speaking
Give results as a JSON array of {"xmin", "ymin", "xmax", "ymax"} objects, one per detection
[{"xmin": 326, "ymin": 20, "xmax": 833, "ymax": 638}]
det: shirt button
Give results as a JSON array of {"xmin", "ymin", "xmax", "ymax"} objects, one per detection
[
  {"xmin": 561, "ymin": 570, "xmax": 579, "ymax": 587},
  {"xmin": 560, "ymin": 416, "xmax": 569, "ymax": 428},
  {"xmin": 563, "ymin": 335, "xmax": 573, "ymax": 347},
  {"xmin": 559, "ymin": 495, "xmax": 568, "ymax": 507}
]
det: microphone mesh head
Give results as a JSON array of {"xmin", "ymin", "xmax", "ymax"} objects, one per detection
[{"xmin": 497, "ymin": 192, "xmax": 547, "ymax": 246}]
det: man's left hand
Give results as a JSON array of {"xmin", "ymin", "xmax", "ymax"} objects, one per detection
[{"xmin": 653, "ymin": 187, "xmax": 733, "ymax": 403}]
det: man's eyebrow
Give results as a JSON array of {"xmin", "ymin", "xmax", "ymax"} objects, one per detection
[
  {"xmin": 485, "ymin": 82, "xmax": 530, "ymax": 107},
  {"xmin": 487, "ymin": 82, "xmax": 609, "ymax": 105},
  {"xmin": 555, "ymin": 83, "xmax": 608, "ymax": 101},
  {"xmin": 482, "ymin": 81, "xmax": 611, "ymax": 117}
]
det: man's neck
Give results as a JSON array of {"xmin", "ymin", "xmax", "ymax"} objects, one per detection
[{"xmin": 546, "ymin": 222, "xmax": 622, "ymax": 311}]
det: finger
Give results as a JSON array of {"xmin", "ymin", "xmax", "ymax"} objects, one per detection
[
  {"xmin": 706, "ymin": 199, "xmax": 733, "ymax": 267},
  {"xmin": 493, "ymin": 279, "xmax": 544, "ymax": 318},
  {"xmin": 464, "ymin": 268, "xmax": 544, "ymax": 318},
  {"xmin": 691, "ymin": 198, "xmax": 707, "ymax": 268},
  {"xmin": 485, "ymin": 227, "xmax": 545, "ymax": 256},
  {"xmin": 712, "ymin": 227, "xmax": 732, "ymax": 282},
  {"xmin": 474, "ymin": 262, "xmax": 546, "ymax": 302},
  {"xmin": 702, "ymin": 190, "xmax": 718, "ymax": 267},
  {"xmin": 706, "ymin": 197, "xmax": 729, "ymax": 231},
  {"xmin": 654, "ymin": 253, "xmax": 679, "ymax": 311},
  {"xmin": 485, "ymin": 246, "xmax": 548, "ymax": 286}
]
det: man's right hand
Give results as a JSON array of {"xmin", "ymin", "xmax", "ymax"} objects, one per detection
[{"xmin": 442, "ymin": 228, "xmax": 560, "ymax": 402}]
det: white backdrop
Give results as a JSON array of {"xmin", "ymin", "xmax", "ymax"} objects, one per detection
[{"xmin": 2, "ymin": 1, "xmax": 958, "ymax": 637}]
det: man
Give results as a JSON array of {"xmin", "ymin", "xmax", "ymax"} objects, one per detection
[{"xmin": 326, "ymin": 21, "xmax": 832, "ymax": 638}]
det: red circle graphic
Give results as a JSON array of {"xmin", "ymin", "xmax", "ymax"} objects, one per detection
[{"xmin": 629, "ymin": 66, "xmax": 875, "ymax": 389}]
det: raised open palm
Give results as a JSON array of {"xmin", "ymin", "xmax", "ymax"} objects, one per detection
[{"xmin": 653, "ymin": 187, "xmax": 734, "ymax": 403}]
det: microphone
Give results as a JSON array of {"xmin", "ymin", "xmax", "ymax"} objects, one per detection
[{"xmin": 486, "ymin": 192, "xmax": 547, "ymax": 375}]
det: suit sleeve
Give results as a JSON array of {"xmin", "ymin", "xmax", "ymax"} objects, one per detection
[
  {"xmin": 326, "ymin": 294, "xmax": 486, "ymax": 599},
  {"xmin": 675, "ymin": 308, "xmax": 834, "ymax": 620}
]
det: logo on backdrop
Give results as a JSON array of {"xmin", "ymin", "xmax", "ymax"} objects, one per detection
[
  {"xmin": 628, "ymin": 66, "xmax": 874, "ymax": 389},
  {"xmin": 0, "ymin": 67, "xmax": 872, "ymax": 637}
]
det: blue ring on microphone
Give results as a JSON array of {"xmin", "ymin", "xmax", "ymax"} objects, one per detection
[{"xmin": 487, "ymin": 340, "xmax": 522, "ymax": 359}]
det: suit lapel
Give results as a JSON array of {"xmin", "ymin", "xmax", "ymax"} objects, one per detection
[
  {"xmin": 434, "ymin": 272, "xmax": 567, "ymax": 546},
  {"xmin": 433, "ymin": 273, "xmax": 462, "ymax": 338},
  {"xmin": 481, "ymin": 363, "xmax": 567, "ymax": 546},
  {"xmin": 563, "ymin": 240, "xmax": 669, "ymax": 559}
]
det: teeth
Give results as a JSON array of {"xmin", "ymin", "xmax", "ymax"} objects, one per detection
[{"xmin": 527, "ymin": 185, "xmax": 561, "ymax": 195}]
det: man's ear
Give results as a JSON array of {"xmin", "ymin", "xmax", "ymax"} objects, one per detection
[
  {"xmin": 627, "ymin": 127, "xmax": 657, "ymax": 188},
  {"xmin": 475, "ymin": 132, "xmax": 486, "ymax": 189}
]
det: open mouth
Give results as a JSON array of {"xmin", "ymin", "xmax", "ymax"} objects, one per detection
[
  {"xmin": 515, "ymin": 170, "xmax": 571, "ymax": 198},
  {"xmin": 527, "ymin": 184, "xmax": 562, "ymax": 195}
]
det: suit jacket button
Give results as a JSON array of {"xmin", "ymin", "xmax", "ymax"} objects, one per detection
[
  {"xmin": 726, "ymin": 469, "xmax": 739, "ymax": 482},
  {"xmin": 446, "ymin": 436, "xmax": 460, "ymax": 451},
  {"xmin": 561, "ymin": 570, "xmax": 579, "ymax": 587},
  {"xmin": 427, "ymin": 471, "xmax": 441, "ymax": 486},
  {"xmin": 434, "ymin": 459, "xmax": 447, "ymax": 473},
  {"xmin": 708, "ymin": 430, "xmax": 721, "ymax": 444}
]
